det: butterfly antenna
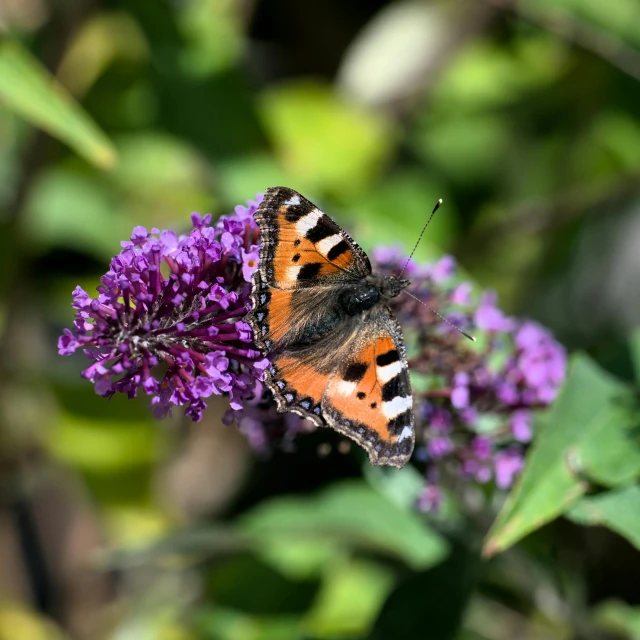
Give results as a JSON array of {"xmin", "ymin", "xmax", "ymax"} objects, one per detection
[
  {"xmin": 397, "ymin": 199, "xmax": 443, "ymax": 279},
  {"xmin": 402, "ymin": 290, "xmax": 476, "ymax": 342}
]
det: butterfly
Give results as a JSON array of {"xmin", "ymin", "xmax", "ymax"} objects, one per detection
[{"xmin": 247, "ymin": 187, "xmax": 414, "ymax": 468}]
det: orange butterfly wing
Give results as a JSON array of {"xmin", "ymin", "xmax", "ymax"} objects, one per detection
[
  {"xmin": 248, "ymin": 187, "xmax": 414, "ymax": 468},
  {"xmin": 265, "ymin": 309, "xmax": 414, "ymax": 468},
  {"xmin": 322, "ymin": 311, "xmax": 413, "ymax": 468},
  {"xmin": 254, "ymin": 186, "xmax": 370, "ymax": 291}
]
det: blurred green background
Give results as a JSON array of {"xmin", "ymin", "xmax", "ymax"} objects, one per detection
[{"xmin": 1, "ymin": 0, "xmax": 640, "ymax": 638}]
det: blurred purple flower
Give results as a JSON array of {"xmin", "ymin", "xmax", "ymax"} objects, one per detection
[
  {"xmin": 495, "ymin": 449, "xmax": 525, "ymax": 489},
  {"xmin": 511, "ymin": 409, "xmax": 533, "ymax": 442},
  {"xmin": 225, "ymin": 382, "xmax": 311, "ymax": 455},
  {"xmin": 474, "ymin": 291, "xmax": 516, "ymax": 332},
  {"xmin": 58, "ymin": 195, "xmax": 268, "ymax": 422},
  {"xmin": 417, "ymin": 483, "xmax": 443, "ymax": 512},
  {"xmin": 373, "ymin": 246, "xmax": 566, "ymax": 510}
]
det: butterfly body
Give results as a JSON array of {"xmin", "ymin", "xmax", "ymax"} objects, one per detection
[{"xmin": 247, "ymin": 187, "xmax": 415, "ymax": 468}]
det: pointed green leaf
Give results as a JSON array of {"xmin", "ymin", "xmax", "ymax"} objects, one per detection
[
  {"xmin": 484, "ymin": 353, "xmax": 631, "ymax": 556},
  {"xmin": 0, "ymin": 39, "xmax": 116, "ymax": 168},
  {"xmin": 568, "ymin": 485, "xmax": 640, "ymax": 551}
]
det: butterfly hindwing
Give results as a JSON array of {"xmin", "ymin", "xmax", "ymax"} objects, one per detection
[
  {"xmin": 265, "ymin": 355, "xmax": 327, "ymax": 424},
  {"xmin": 263, "ymin": 308, "xmax": 414, "ymax": 468},
  {"xmin": 322, "ymin": 309, "xmax": 414, "ymax": 468}
]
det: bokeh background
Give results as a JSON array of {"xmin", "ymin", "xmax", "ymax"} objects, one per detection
[{"xmin": 1, "ymin": 0, "xmax": 640, "ymax": 638}]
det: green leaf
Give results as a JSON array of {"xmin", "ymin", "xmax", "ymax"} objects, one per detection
[
  {"xmin": 413, "ymin": 111, "xmax": 512, "ymax": 184},
  {"xmin": 259, "ymin": 81, "xmax": 396, "ymax": 197},
  {"xmin": 528, "ymin": 0, "xmax": 640, "ymax": 49},
  {"xmin": 108, "ymin": 132, "xmax": 213, "ymax": 226},
  {"xmin": 484, "ymin": 353, "xmax": 631, "ymax": 556},
  {"xmin": 249, "ymin": 538, "xmax": 340, "ymax": 581},
  {"xmin": 177, "ymin": 0, "xmax": 242, "ymax": 77},
  {"xmin": 351, "ymin": 170, "xmax": 455, "ymax": 256},
  {"xmin": 578, "ymin": 408, "xmax": 640, "ymax": 487},
  {"xmin": 206, "ymin": 555, "xmax": 319, "ymax": 616},
  {"xmin": 240, "ymin": 480, "xmax": 448, "ymax": 573},
  {"xmin": 567, "ymin": 485, "xmax": 640, "ymax": 551},
  {"xmin": 431, "ymin": 36, "xmax": 569, "ymax": 111},
  {"xmin": 303, "ymin": 559, "xmax": 395, "ymax": 638},
  {"xmin": 24, "ymin": 168, "xmax": 128, "ymax": 258},
  {"xmin": 593, "ymin": 599, "xmax": 640, "ymax": 640},
  {"xmin": 364, "ymin": 462, "xmax": 427, "ymax": 512},
  {"xmin": 0, "ymin": 39, "xmax": 117, "ymax": 168},
  {"xmin": 57, "ymin": 12, "xmax": 149, "ymax": 97},
  {"xmin": 218, "ymin": 153, "xmax": 289, "ymax": 207}
]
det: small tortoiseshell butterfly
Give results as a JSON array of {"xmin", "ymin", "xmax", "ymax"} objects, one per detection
[{"xmin": 247, "ymin": 187, "xmax": 414, "ymax": 468}]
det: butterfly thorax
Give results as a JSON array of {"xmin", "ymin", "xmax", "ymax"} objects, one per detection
[{"xmin": 339, "ymin": 275, "xmax": 410, "ymax": 316}]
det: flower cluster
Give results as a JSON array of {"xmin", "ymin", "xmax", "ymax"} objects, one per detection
[
  {"xmin": 372, "ymin": 248, "xmax": 567, "ymax": 510},
  {"xmin": 58, "ymin": 195, "xmax": 268, "ymax": 421},
  {"xmin": 59, "ymin": 194, "xmax": 567, "ymax": 510}
]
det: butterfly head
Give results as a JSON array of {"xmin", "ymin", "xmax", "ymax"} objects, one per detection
[{"xmin": 380, "ymin": 275, "xmax": 411, "ymax": 299}]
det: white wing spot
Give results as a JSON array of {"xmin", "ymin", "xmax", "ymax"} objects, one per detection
[
  {"xmin": 336, "ymin": 380, "xmax": 357, "ymax": 396},
  {"xmin": 284, "ymin": 194, "xmax": 300, "ymax": 206},
  {"xmin": 382, "ymin": 396, "xmax": 412, "ymax": 419},
  {"xmin": 397, "ymin": 426, "xmax": 412, "ymax": 442},
  {"xmin": 286, "ymin": 265, "xmax": 302, "ymax": 282},
  {"xmin": 296, "ymin": 209, "xmax": 323, "ymax": 235},
  {"xmin": 316, "ymin": 234, "xmax": 342, "ymax": 256},
  {"xmin": 376, "ymin": 361, "xmax": 403, "ymax": 384}
]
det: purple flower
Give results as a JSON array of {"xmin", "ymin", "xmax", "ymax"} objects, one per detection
[
  {"xmin": 374, "ymin": 248, "xmax": 566, "ymax": 510},
  {"xmin": 474, "ymin": 292, "xmax": 516, "ymax": 332},
  {"xmin": 58, "ymin": 195, "xmax": 267, "ymax": 422},
  {"xmin": 451, "ymin": 282, "xmax": 472, "ymax": 306},
  {"xmin": 511, "ymin": 410, "xmax": 533, "ymax": 442},
  {"xmin": 427, "ymin": 436, "xmax": 454, "ymax": 458},
  {"xmin": 417, "ymin": 483, "xmax": 443, "ymax": 512},
  {"xmin": 225, "ymin": 383, "xmax": 310, "ymax": 455},
  {"xmin": 495, "ymin": 450, "xmax": 524, "ymax": 489},
  {"xmin": 241, "ymin": 247, "xmax": 260, "ymax": 282},
  {"xmin": 430, "ymin": 255, "xmax": 456, "ymax": 284},
  {"xmin": 451, "ymin": 372, "xmax": 470, "ymax": 409}
]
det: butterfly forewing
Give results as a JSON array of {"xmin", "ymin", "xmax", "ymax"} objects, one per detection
[{"xmin": 253, "ymin": 186, "xmax": 370, "ymax": 290}]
